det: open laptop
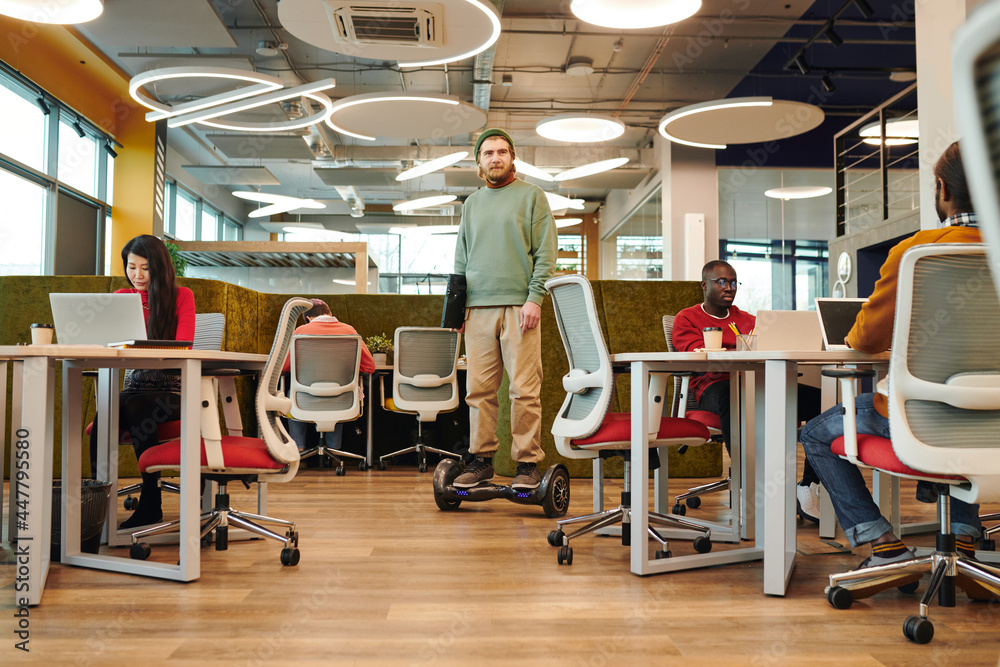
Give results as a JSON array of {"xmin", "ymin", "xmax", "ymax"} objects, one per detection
[
  {"xmin": 49, "ymin": 292, "xmax": 148, "ymax": 345},
  {"xmin": 754, "ymin": 310, "xmax": 823, "ymax": 352},
  {"xmin": 815, "ymin": 297, "xmax": 867, "ymax": 350}
]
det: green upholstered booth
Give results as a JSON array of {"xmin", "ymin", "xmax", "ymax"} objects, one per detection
[{"xmin": 0, "ymin": 276, "xmax": 719, "ymax": 480}]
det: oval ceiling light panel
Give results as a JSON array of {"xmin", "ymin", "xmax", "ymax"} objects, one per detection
[
  {"xmin": 659, "ymin": 97, "xmax": 824, "ymax": 149},
  {"xmin": 393, "ymin": 194, "xmax": 458, "ymax": 211},
  {"xmin": 556, "ymin": 218, "xmax": 583, "ymax": 228},
  {"xmin": 326, "ymin": 93, "xmax": 485, "ymax": 141},
  {"xmin": 513, "ymin": 159, "xmax": 556, "ymax": 182},
  {"xmin": 536, "ymin": 114, "xmax": 626, "ymax": 143},
  {"xmin": 570, "ymin": 0, "xmax": 701, "ymax": 29},
  {"xmin": 397, "ymin": 151, "xmax": 469, "ymax": 181},
  {"xmin": 859, "ymin": 117, "xmax": 918, "ymax": 146},
  {"xmin": 555, "ymin": 157, "xmax": 630, "ymax": 182},
  {"xmin": 763, "ymin": 186, "xmax": 833, "ymax": 200},
  {"xmin": 0, "ymin": 0, "xmax": 103, "ymax": 23}
]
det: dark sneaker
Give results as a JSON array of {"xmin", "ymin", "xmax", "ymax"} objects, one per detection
[
  {"xmin": 453, "ymin": 458, "xmax": 494, "ymax": 488},
  {"xmin": 512, "ymin": 462, "xmax": 542, "ymax": 491}
]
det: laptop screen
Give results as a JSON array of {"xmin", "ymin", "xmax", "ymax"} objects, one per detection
[
  {"xmin": 814, "ymin": 298, "xmax": 867, "ymax": 350},
  {"xmin": 49, "ymin": 293, "xmax": 148, "ymax": 345}
]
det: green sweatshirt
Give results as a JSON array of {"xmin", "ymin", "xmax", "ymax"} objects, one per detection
[{"xmin": 454, "ymin": 177, "xmax": 557, "ymax": 307}]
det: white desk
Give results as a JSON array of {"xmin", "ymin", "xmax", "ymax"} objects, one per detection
[
  {"xmin": 4, "ymin": 345, "xmax": 266, "ymax": 606},
  {"xmin": 613, "ymin": 349, "xmax": 889, "ymax": 594}
]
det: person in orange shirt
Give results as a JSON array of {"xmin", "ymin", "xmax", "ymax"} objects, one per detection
[{"xmin": 799, "ymin": 142, "xmax": 982, "ymax": 571}]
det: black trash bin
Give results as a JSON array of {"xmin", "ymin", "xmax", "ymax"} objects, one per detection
[{"xmin": 50, "ymin": 480, "xmax": 113, "ymax": 562}]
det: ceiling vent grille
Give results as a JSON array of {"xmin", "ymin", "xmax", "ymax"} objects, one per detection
[{"xmin": 325, "ymin": 2, "xmax": 442, "ymax": 48}]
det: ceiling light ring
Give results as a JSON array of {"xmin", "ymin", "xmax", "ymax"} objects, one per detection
[
  {"xmin": 0, "ymin": 0, "xmax": 103, "ymax": 24},
  {"xmin": 392, "ymin": 195, "xmax": 459, "ymax": 212},
  {"xmin": 129, "ymin": 67, "xmax": 284, "ymax": 117},
  {"xmin": 658, "ymin": 97, "xmax": 773, "ymax": 150},
  {"xmin": 324, "ymin": 93, "xmax": 466, "ymax": 141},
  {"xmin": 396, "ymin": 151, "xmax": 470, "ymax": 181},
  {"xmin": 570, "ymin": 0, "xmax": 701, "ymax": 29},
  {"xmin": 397, "ymin": 0, "xmax": 501, "ymax": 68},
  {"xmin": 185, "ymin": 91, "xmax": 335, "ymax": 132},
  {"xmin": 536, "ymin": 113, "xmax": 626, "ymax": 143}
]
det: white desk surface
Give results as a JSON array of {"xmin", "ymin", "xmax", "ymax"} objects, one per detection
[{"xmin": 611, "ymin": 348, "xmax": 889, "ymax": 594}]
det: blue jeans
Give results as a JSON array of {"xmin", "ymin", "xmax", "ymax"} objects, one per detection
[{"xmin": 799, "ymin": 393, "xmax": 981, "ymax": 548}]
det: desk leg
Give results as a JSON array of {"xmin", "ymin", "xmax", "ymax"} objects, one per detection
[
  {"xmin": 18, "ymin": 357, "xmax": 55, "ymax": 606},
  {"xmin": 62, "ymin": 365, "xmax": 83, "ymax": 564},
  {"xmin": 7, "ymin": 360, "xmax": 23, "ymax": 545},
  {"xmin": 366, "ymin": 373, "xmax": 374, "ymax": 468},
  {"xmin": 2, "ymin": 360, "xmax": 8, "ymax": 545},
  {"xmin": 630, "ymin": 361, "xmax": 651, "ymax": 575},
  {"xmin": 762, "ymin": 360, "xmax": 798, "ymax": 596},
  {"xmin": 177, "ymin": 359, "xmax": 200, "ymax": 580}
]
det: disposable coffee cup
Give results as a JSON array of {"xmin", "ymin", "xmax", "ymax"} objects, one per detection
[
  {"xmin": 702, "ymin": 326, "xmax": 723, "ymax": 350},
  {"xmin": 31, "ymin": 323, "xmax": 54, "ymax": 345}
]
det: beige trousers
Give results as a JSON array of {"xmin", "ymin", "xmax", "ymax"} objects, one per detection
[{"xmin": 464, "ymin": 306, "xmax": 545, "ymax": 463}]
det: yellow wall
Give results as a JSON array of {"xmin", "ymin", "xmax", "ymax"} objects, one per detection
[{"xmin": 0, "ymin": 18, "xmax": 157, "ymax": 274}]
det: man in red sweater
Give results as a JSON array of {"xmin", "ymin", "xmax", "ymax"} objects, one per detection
[{"xmin": 673, "ymin": 261, "xmax": 822, "ymax": 518}]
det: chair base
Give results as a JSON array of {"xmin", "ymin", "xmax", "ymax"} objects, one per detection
[
  {"xmin": 672, "ymin": 476, "xmax": 730, "ymax": 515},
  {"xmin": 300, "ymin": 445, "xmax": 366, "ymax": 475},
  {"xmin": 379, "ymin": 441, "xmax": 460, "ymax": 473},
  {"xmin": 127, "ymin": 481, "xmax": 300, "ymax": 566},
  {"xmin": 118, "ymin": 479, "xmax": 180, "ymax": 510}
]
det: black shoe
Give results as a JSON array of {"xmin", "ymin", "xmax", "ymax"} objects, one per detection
[
  {"xmin": 119, "ymin": 489, "xmax": 163, "ymax": 530},
  {"xmin": 454, "ymin": 457, "xmax": 495, "ymax": 488},
  {"xmin": 512, "ymin": 462, "xmax": 542, "ymax": 491}
]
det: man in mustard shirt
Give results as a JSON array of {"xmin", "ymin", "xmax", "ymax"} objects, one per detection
[
  {"xmin": 799, "ymin": 142, "xmax": 983, "ymax": 571},
  {"xmin": 452, "ymin": 129, "xmax": 557, "ymax": 491}
]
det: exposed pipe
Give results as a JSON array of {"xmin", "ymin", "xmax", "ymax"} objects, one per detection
[
  {"xmin": 613, "ymin": 26, "xmax": 674, "ymax": 120},
  {"xmin": 472, "ymin": 0, "xmax": 505, "ymax": 113}
]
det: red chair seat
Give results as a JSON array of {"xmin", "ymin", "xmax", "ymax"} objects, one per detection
[
  {"xmin": 572, "ymin": 412, "xmax": 710, "ymax": 447},
  {"xmin": 686, "ymin": 410, "xmax": 721, "ymax": 430},
  {"xmin": 832, "ymin": 434, "xmax": 965, "ymax": 482},
  {"xmin": 85, "ymin": 420, "xmax": 182, "ymax": 444},
  {"xmin": 138, "ymin": 435, "xmax": 287, "ymax": 472}
]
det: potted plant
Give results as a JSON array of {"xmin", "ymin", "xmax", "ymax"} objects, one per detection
[{"xmin": 365, "ymin": 333, "xmax": 393, "ymax": 366}]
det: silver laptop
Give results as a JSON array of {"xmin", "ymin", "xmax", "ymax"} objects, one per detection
[
  {"xmin": 49, "ymin": 293, "xmax": 148, "ymax": 345},
  {"xmin": 815, "ymin": 297, "xmax": 867, "ymax": 350},
  {"xmin": 755, "ymin": 310, "xmax": 823, "ymax": 351}
]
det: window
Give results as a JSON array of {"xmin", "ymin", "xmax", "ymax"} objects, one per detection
[
  {"xmin": 722, "ymin": 239, "xmax": 829, "ymax": 311},
  {"xmin": 0, "ymin": 83, "xmax": 45, "ymax": 171},
  {"xmin": 556, "ymin": 235, "xmax": 584, "ymax": 275},
  {"xmin": 222, "ymin": 217, "xmax": 241, "ymax": 241},
  {"xmin": 174, "ymin": 190, "xmax": 196, "ymax": 241},
  {"xmin": 200, "ymin": 207, "xmax": 219, "ymax": 241},
  {"xmin": 0, "ymin": 170, "xmax": 47, "ymax": 275},
  {"xmin": 608, "ymin": 190, "xmax": 662, "ymax": 279},
  {"xmin": 58, "ymin": 119, "xmax": 98, "ymax": 197}
]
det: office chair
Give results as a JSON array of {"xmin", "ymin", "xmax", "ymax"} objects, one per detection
[
  {"xmin": 546, "ymin": 275, "xmax": 713, "ymax": 565},
  {"xmin": 288, "ymin": 333, "xmax": 367, "ymax": 475},
  {"xmin": 821, "ymin": 245, "xmax": 1000, "ymax": 644},
  {"xmin": 661, "ymin": 314, "xmax": 728, "ymax": 515},
  {"xmin": 128, "ymin": 297, "xmax": 312, "ymax": 565},
  {"xmin": 377, "ymin": 327, "xmax": 463, "ymax": 472}
]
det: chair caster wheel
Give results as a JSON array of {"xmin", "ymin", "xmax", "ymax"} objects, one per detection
[
  {"xmin": 359, "ymin": 461, "xmax": 368, "ymax": 471},
  {"xmin": 335, "ymin": 465, "xmax": 346, "ymax": 476},
  {"xmin": 693, "ymin": 536, "xmax": 712, "ymax": 553},
  {"xmin": 672, "ymin": 503, "xmax": 686, "ymax": 516},
  {"xmin": 686, "ymin": 496, "xmax": 701, "ymax": 509},
  {"xmin": 378, "ymin": 461, "xmax": 387, "ymax": 470},
  {"xmin": 200, "ymin": 533, "xmax": 214, "ymax": 548},
  {"xmin": 124, "ymin": 496, "xmax": 138, "ymax": 511},
  {"xmin": 419, "ymin": 461, "xmax": 428, "ymax": 473},
  {"xmin": 547, "ymin": 530, "xmax": 565, "ymax": 547},
  {"xmin": 827, "ymin": 586, "xmax": 853, "ymax": 609},
  {"xmin": 981, "ymin": 538, "xmax": 996, "ymax": 551},
  {"xmin": 280, "ymin": 548, "xmax": 300, "ymax": 566},
  {"xmin": 655, "ymin": 550, "xmax": 672, "ymax": 559},
  {"xmin": 557, "ymin": 546, "xmax": 573, "ymax": 565},
  {"xmin": 898, "ymin": 580, "xmax": 920, "ymax": 594},
  {"xmin": 130, "ymin": 543, "xmax": 151, "ymax": 560},
  {"xmin": 903, "ymin": 615, "xmax": 933, "ymax": 644}
]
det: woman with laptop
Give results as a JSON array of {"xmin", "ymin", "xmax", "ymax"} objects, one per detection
[{"xmin": 89, "ymin": 234, "xmax": 195, "ymax": 529}]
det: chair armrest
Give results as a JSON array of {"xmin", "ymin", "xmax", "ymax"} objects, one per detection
[
  {"xmin": 563, "ymin": 368, "xmax": 603, "ymax": 394},
  {"xmin": 298, "ymin": 381, "xmax": 354, "ymax": 397},
  {"xmin": 199, "ymin": 377, "xmax": 225, "ymax": 470},
  {"xmin": 409, "ymin": 373, "xmax": 446, "ymax": 388},
  {"xmin": 821, "ymin": 368, "xmax": 877, "ymax": 380},
  {"xmin": 822, "ymin": 366, "xmax": 871, "ymax": 465}
]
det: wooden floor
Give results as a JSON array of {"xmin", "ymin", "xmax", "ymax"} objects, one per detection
[{"xmin": 3, "ymin": 461, "xmax": 1000, "ymax": 666}]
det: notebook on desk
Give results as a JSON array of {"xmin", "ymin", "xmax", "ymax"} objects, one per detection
[
  {"xmin": 754, "ymin": 310, "xmax": 823, "ymax": 351},
  {"xmin": 49, "ymin": 292, "xmax": 147, "ymax": 345},
  {"xmin": 815, "ymin": 297, "xmax": 867, "ymax": 350}
]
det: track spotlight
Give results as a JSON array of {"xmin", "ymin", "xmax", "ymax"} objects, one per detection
[
  {"xmin": 104, "ymin": 142, "xmax": 118, "ymax": 158},
  {"xmin": 853, "ymin": 0, "xmax": 874, "ymax": 18},
  {"xmin": 72, "ymin": 120, "xmax": 86, "ymax": 138},
  {"xmin": 793, "ymin": 54, "xmax": 811, "ymax": 75},
  {"xmin": 821, "ymin": 75, "xmax": 836, "ymax": 93},
  {"xmin": 36, "ymin": 96, "xmax": 50, "ymax": 115},
  {"xmin": 823, "ymin": 23, "xmax": 844, "ymax": 47}
]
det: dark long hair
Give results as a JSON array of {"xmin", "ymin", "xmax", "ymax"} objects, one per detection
[{"xmin": 121, "ymin": 235, "xmax": 178, "ymax": 340}]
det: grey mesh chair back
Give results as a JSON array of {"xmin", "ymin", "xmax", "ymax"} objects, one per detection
[
  {"xmin": 289, "ymin": 334, "xmax": 363, "ymax": 431},
  {"xmin": 887, "ymin": 244, "xmax": 1000, "ymax": 504},
  {"xmin": 546, "ymin": 274, "xmax": 613, "ymax": 454},
  {"xmin": 392, "ymin": 327, "xmax": 460, "ymax": 420},
  {"xmin": 193, "ymin": 313, "xmax": 225, "ymax": 351}
]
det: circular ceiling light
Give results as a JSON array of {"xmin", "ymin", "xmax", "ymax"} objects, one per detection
[
  {"xmin": 536, "ymin": 114, "xmax": 626, "ymax": 143},
  {"xmin": 556, "ymin": 218, "xmax": 583, "ymax": 228},
  {"xmin": 659, "ymin": 97, "xmax": 824, "ymax": 149},
  {"xmin": 555, "ymin": 157, "xmax": 629, "ymax": 182},
  {"xmin": 392, "ymin": 194, "xmax": 458, "ymax": 212},
  {"xmin": 859, "ymin": 117, "xmax": 918, "ymax": 146},
  {"xmin": 764, "ymin": 186, "xmax": 833, "ymax": 200},
  {"xmin": 129, "ymin": 67, "xmax": 284, "ymax": 118},
  {"xmin": 327, "ymin": 93, "xmax": 486, "ymax": 142},
  {"xmin": 0, "ymin": 0, "xmax": 103, "ymax": 23},
  {"xmin": 396, "ymin": 151, "xmax": 469, "ymax": 182},
  {"xmin": 570, "ymin": 0, "xmax": 701, "ymax": 29}
]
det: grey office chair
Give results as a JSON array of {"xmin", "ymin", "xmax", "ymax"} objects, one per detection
[
  {"xmin": 661, "ymin": 314, "xmax": 728, "ymax": 515},
  {"xmin": 288, "ymin": 333, "xmax": 367, "ymax": 475},
  {"xmin": 821, "ymin": 245, "xmax": 1000, "ymax": 643},
  {"xmin": 377, "ymin": 327, "xmax": 462, "ymax": 472}
]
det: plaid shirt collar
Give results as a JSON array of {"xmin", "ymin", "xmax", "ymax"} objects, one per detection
[{"xmin": 941, "ymin": 212, "xmax": 978, "ymax": 228}]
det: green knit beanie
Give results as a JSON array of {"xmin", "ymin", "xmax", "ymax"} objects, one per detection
[{"xmin": 474, "ymin": 128, "xmax": 514, "ymax": 159}]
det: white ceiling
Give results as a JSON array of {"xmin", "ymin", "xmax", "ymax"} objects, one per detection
[{"xmin": 74, "ymin": 0, "xmax": 858, "ymax": 236}]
